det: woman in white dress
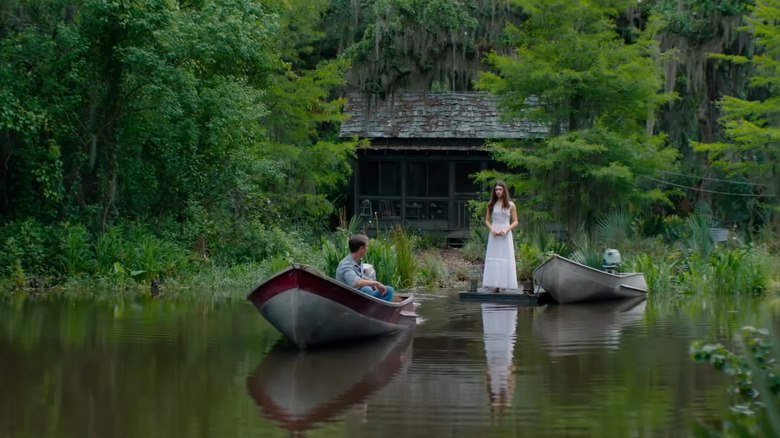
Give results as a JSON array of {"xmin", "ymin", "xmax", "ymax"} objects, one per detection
[
  {"xmin": 481, "ymin": 303, "xmax": 517, "ymax": 417},
  {"xmin": 482, "ymin": 181, "xmax": 519, "ymax": 293}
]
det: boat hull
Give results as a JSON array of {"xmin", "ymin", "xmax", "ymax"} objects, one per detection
[
  {"xmin": 533, "ymin": 254, "xmax": 648, "ymax": 304},
  {"xmin": 247, "ymin": 330, "xmax": 413, "ymax": 433},
  {"xmin": 247, "ymin": 264, "xmax": 416, "ymax": 348}
]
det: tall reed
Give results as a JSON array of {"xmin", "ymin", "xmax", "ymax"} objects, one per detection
[
  {"xmin": 390, "ymin": 225, "xmax": 415, "ymax": 289},
  {"xmin": 633, "ymin": 252, "xmax": 678, "ymax": 293},
  {"xmin": 365, "ymin": 240, "xmax": 398, "ymax": 287},
  {"xmin": 58, "ymin": 222, "xmax": 92, "ymax": 277}
]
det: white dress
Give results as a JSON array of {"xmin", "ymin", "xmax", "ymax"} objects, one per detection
[
  {"xmin": 481, "ymin": 303, "xmax": 517, "ymax": 408},
  {"xmin": 482, "ymin": 202, "xmax": 518, "ymax": 290}
]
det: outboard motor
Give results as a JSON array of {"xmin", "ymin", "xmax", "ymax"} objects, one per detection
[{"xmin": 602, "ymin": 249, "xmax": 622, "ymax": 274}]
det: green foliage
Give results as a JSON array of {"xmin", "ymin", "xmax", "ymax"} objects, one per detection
[
  {"xmin": 416, "ymin": 232, "xmax": 447, "ymax": 250},
  {"xmin": 477, "ymin": 0, "xmax": 677, "ymax": 233},
  {"xmin": 690, "ymin": 325, "xmax": 780, "ymax": 437},
  {"xmin": 515, "ymin": 242, "xmax": 544, "ymax": 281},
  {"xmin": 333, "ymin": 0, "xmax": 494, "ymax": 93},
  {"xmin": 0, "ymin": 0, "xmax": 354, "ymax": 247},
  {"xmin": 596, "ymin": 208, "xmax": 634, "ymax": 248},
  {"xmin": 321, "ymin": 238, "xmax": 347, "ymax": 278},
  {"xmin": 320, "ymin": 216, "xmax": 362, "ymax": 277},
  {"xmin": 389, "ymin": 225, "xmax": 416, "ymax": 289},
  {"xmin": 638, "ymin": 214, "xmax": 667, "ymax": 238},
  {"xmin": 58, "ymin": 223, "xmax": 92, "ymax": 278},
  {"xmin": 692, "ymin": 0, "xmax": 780, "ymax": 234},
  {"xmin": 649, "ymin": 0, "xmax": 752, "ymax": 38},
  {"xmin": 685, "ymin": 214, "xmax": 717, "ymax": 259},
  {"xmin": 569, "ymin": 233, "xmax": 605, "ymax": 270},
  {"xmin": 365, "ymin": 239, "xmax": 398, "ymax": 287},
  {"xmin": 710, "ymin": 248, "xmax": 768, "ymax": 295},
  {"xmin": 0, "ymin": 219, "xmax": 55, "ymax": 282},
  {"xmin": 461, "ymin": 235, "xmax": 487, "ymax": 264},
  {"xmin": 634, "ymin": 252, "xmax": 680, "ymax": 293},
  {"xmin": 416, "ymin": 252, "xmax": 449, "ymax": 289},
  {"xmin": 664, "ymin": 214, "xmax": 687, "ymax": 242},
  {"xmin": 93, "ymin": 227, "xmax": 127, "ymax": 279},
  {"xmin": 267, "ymin": 255, "xmax": 291, "ymax": 275}
]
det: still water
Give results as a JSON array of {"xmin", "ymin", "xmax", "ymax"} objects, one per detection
[{"xmin": 0, "ymin": 292, "xmax": 769, "ymax": 438}]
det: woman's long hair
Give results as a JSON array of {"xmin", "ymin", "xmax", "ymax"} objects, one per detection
[{"xmin": 487, "ymin": 181, "xmax": 512, "ymax": 214}]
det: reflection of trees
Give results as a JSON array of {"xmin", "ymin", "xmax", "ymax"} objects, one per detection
[
  {"xmin": 0, "ymin": 300, "xmax": 280, "ymax": 438},
  {"xmin": 372, "ymin": 296, "xmax": 739, "ymax": 438},
  {"xmin": 0, "ymin": 294, "xmax": 753, "ymax": 438},
  {"xmin": 526, "ymin": 300, "xmax": 735, "ymax": 437}
]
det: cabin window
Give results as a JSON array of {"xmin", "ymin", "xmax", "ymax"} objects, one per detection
[
  {"xmin": 407, "ymin": 161, "xmax": 449, "ymax": 197},
  {"xmin": 454, "ymin": 162, "xmax": 481, "ymax": 195},
  {"xmin": 429, "ymin": 162, "xmax": 448, "ymax": 196},
  {"xmin": 359, "ymin": 161, "xmax": 401, "ymax": 196},
  {"xmin": 407, "ymin": 162, "xmax": 426, "ymax": 197},
  {"xmin": 380, "ymin": 161, "xmax": 401, "ymax": 196}
]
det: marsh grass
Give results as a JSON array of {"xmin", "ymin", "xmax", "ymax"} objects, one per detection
[
  {"xmin": 365, "ymin": 240, "xmax": 398, "ymax": 286},
  {"xmin": 634, "ymin": 252, "xmax": 679, "ymax": 293},
  {"xmin": 3, "ymin": 209, "xmax": 780, "ymax": 300},
  {"xmin": 94, "ymin": 227, "xmax": 127, "ymax": 278},
  {"xmin": 59, "ymin": 223, "xmax": 91, "ymax": 278},
  {"xmin": 461, "ymin": 228, "xmax": 487, "ymax": 263},
  {"xmin": 389, "ymin": 225, "xmax": 416, "ymax": 289},
  {"xmin": 321, "ymin": 239, "xmax": 346, "ymax": 278},
  {"xmin": 416, "ymin": 252, "xmax": 449, "ymax": 288}
]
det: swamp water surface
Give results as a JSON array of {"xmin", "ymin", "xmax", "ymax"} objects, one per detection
[{"xmin": 0, "ymin": 291, "xmax": 769, "ymax": 437}]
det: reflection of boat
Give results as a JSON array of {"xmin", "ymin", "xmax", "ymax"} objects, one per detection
[
  {"xmin": 481, "ymin": 303, "xmax": 517, "ymax": 416},
  {"xmin": 533, "ymin": 254, "xmax": 647, "ymax": 304},
  {"xmin": 246, "ymin": 331, "xmax": 413, "ymax": 433},
  {"xmin": 533, "ymin": 297, "xmax": 647, "ymax": 357},
  {"xmin": 247, "ymin": 264, "xmax": 416, "ymax": 349}
]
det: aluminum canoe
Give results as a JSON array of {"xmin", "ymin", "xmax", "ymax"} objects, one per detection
[{"xmin": 532, "ymin": 254, "xmax": 648, "ymax": 304}]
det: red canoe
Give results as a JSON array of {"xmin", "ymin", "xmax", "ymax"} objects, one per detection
[{"xmin": 247, "ymin": 264, "xmax": 416, "ymax": 349}]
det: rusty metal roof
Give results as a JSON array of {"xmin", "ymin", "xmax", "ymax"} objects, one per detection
[{"xmin": 339, "ymin": 91, "xmax": 548, "ymax": 139}]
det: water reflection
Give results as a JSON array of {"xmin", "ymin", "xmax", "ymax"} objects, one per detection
[
  {"xmin": 533, "ymin": 297, "xmax": 647, "ymax": 357},
  {"xmin": 480, "ymin": 303, "xmax": 517, "ymax": 417},
  {"xmin": 246, "ymin": 331, "xmax": 413, "ymax": 434},
  {"xmin": 0, "ymin": 294, "xmax": 751, "ymax": 438}
]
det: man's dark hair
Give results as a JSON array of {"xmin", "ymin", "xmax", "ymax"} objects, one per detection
[{"xmin": 349, "ymin": 234, "xmax": 369, "ymax": 253}]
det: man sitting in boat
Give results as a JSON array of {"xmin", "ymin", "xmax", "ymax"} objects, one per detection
[{"xmin": 335, "ymin": 234, "xmax": 395, "ymax": 302}]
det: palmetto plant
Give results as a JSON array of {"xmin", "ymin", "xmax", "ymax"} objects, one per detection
[{"xmin": 596, "ymin": 208, "xmax": 633, "ymax": 248}]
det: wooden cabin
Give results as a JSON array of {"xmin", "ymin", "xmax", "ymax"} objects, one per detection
[{"xmin": 339, "ymin": 91, "xmax": 546, "ymax": 242}]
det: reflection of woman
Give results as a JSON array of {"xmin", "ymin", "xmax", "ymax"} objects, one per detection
[
  {"xmin": 481, "ymin": 303, "xmax": 517, "ymax": 418},
  {"xmin": 482, "ymin": 181, "xmax": 519, "ymax": 293}
]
